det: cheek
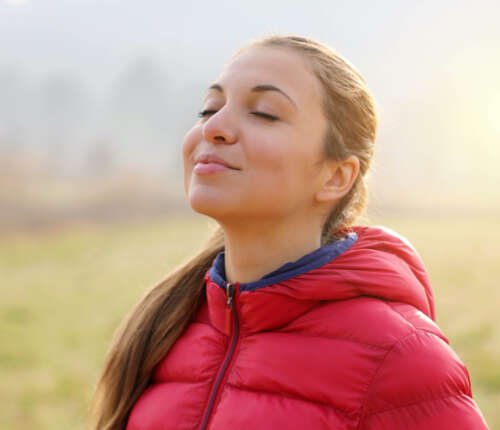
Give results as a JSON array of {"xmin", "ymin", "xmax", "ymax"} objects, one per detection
[
  {"xmin": 258, "ymin": 134, "xmax": 321, "ymax": 210},
  {"xmin": 246, "ymin": 134, "xmax": 309, "ymax": 199},
  {"xmin": 246, "ymin": 131, "xmax": 291, "ymax": 171},
  {"xmin": 248, "ymin": 133, "xmax": 309, "ymax": 181}
]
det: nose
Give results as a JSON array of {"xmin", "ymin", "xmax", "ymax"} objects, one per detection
[{"xmin": 202, "ymin": 105, "xmax": 237, "ymax": 145}]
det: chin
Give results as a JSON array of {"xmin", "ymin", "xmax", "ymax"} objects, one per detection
[{"xmin": 188, "ymin": 190, "xmax": 236, "ymax": 219}]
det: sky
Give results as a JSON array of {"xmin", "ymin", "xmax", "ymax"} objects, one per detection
[{"xmin": 0, "ymin": 0, "xmax": 499, "ymax": 206}]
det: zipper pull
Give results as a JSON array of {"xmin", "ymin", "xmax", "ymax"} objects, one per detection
[{"xmin": 226, "ymin": 282, "xmax": 235, "ymax": 308}]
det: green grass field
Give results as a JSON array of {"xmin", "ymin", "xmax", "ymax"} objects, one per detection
[{"xmin": 1, "ymin": 215, "xmax": 498, "ymax": 429}]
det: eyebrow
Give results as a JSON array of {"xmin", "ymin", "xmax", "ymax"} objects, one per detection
[{"xmin": 207, "ymin": 83, "xmax": 297, "ymax": 109}]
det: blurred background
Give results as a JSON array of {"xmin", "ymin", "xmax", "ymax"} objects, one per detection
[{"xmin": 0, "ymin": 0, "xmax": 498, "ymax": 428}]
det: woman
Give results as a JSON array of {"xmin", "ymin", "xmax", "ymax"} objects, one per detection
[{"xmin": 90, "ymin": 34, "xmax": 489, "ymax": 429}]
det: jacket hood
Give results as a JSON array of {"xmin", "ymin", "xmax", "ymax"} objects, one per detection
[{"xmin": 203, "ymin": 225, "xmax": 435, "ymax": 335}]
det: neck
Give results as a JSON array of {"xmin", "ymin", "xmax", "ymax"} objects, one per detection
[{"xmin": 220, "ymin": 216, "xmax": 323, "ymax": 284}]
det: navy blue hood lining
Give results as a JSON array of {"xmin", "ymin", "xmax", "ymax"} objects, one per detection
[{"xmin": 208, "ymin": 232, "xmax": 358, "ymax": 292}]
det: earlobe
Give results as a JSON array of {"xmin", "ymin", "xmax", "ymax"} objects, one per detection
[{"xmin": 315, "ymin": 155, "xmax": 360, "ymax": 204}]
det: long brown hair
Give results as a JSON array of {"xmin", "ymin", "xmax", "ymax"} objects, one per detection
[{"xmin": 88, "ymin": 33, "xmax": 378, "ymax": 430}]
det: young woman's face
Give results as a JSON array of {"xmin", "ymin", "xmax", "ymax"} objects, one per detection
[{"xmin": 182, "ymin": 45, "xmax": 329, "ymax": 223}]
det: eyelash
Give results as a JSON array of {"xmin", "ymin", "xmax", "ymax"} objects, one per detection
[{"xmin": 197, "ymin": 109, "xmax": 279, "ymax": 122}]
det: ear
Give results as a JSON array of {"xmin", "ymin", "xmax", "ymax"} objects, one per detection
[{"xmin": 315, "ymin": 155, "xmax": 360, "ymax": 204}]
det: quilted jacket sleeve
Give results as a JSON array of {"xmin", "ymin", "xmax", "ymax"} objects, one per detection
[{"xmin": 358, "ymin": 329, "xmax": 489, "ymax": 429}]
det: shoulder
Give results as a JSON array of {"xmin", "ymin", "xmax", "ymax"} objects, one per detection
[
  {"xmin": 295, "ymin": 298, "xmax": 486, "ymax": 428},
  {"xmin": 355, "ymin": 301, "xmax": 487, "ymax": 428},
  {"xmin": 312, "ymin": 297, "xmax": 468, "ymax": 399},
  {"xmin": 363, "ymin": 319, "xmax": 471, "ymax": 413},
  {"xmin": 322, "ymin": 297, "xmax": 465, "ymax": 397}
]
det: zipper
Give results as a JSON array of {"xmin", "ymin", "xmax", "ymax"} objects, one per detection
[{"xmin": 199, "ymin": 281, "xmax": 240, "ymax": 430}]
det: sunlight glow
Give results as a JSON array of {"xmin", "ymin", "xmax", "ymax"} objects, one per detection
[
  {"xmin": 487, "ymin": 92, "xmax": 500, "ymax": 138},
  {"xmin": 446, "ymin": 43, "xmax": 500, "ymax": 156}
]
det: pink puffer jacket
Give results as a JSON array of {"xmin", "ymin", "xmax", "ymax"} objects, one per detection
[{"xmin": 126, "ymin": 225, "xmax": 488, "ymax": 429}]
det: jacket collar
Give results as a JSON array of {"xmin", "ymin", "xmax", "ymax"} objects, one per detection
[
  {"xmin": 203, "ymin": 225, "xmax": 435, "ymax": 335},
  {"xmin": 208, "ymin": 232, "xmax": 358, "ymax": 292}
]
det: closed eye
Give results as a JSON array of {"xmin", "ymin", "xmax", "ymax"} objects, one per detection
[
  {"xmin": 251, "ymin": 112, "xmax": 279, "ymax": 121},
  {"xmin": 197, "ymin": 109, "xmax": 279, "ymax": 121}
]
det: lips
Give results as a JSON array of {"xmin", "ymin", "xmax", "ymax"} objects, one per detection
[
  {"xmin": 194, "ymin": 153, "xmax": 239, "ymax": 170},
  {"xmin": 193, "ymin": 162, "xmax": 234, "ymax": 174}
]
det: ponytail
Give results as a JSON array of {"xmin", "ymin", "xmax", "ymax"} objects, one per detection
[{"xmin": 89, "ymin": 224, "xmax": 224, "ymax": 430}]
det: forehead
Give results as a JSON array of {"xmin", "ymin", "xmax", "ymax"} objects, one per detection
[{"xmin": 213, "ymin": 46, "xmax": 323, "ymax": 107}]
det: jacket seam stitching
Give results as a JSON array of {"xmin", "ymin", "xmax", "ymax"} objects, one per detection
[
  {"xmin": 359, "ymin": 301, "xmax": 422, "ymax": 407},
  {"xmin": 357, "ymin": 325, "xmax": 453, "ymax": 429},
  {"xmin": 355, "ymin": 328, "xmax": 419, "ymax": 430},
  {"xmin": 226, "ymin": 381, "xmax": 358, "ymax": 420}
]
